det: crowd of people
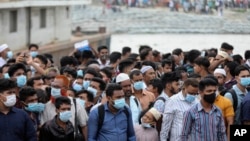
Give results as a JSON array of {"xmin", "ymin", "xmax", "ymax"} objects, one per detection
[{"xmin": 0, "ymin": 41, "xmax": 250, "ymax": 141}]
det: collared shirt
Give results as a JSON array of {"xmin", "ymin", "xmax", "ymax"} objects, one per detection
[
  {"xmin": 137, "ymin": 89, "xmax": 155, "ymax": 111},
  {"xmin": 153, "ymin": 91, "xmax": 169, "ymax": 114},
  {"xmin": 181, "ymin": 102, "xmax": 227, "ymax": 141},
  {"xmin": 128, "ymin": 95, "xmax": 142, "ymax": 125},
  {"xmin": 97, "ymin": 59, "xmax": 110, "ymax": 69},
  {"xmin": 88, "ymin": 103, "xmax": 136, "ymax": 141},
  {"xmin": 224, "ymin": 84, "xmax": 247, "ymax": 124},
  {"xmin": 214, "ymin": 94, "xmax": 234, "ymax": 118},
  {"xmin": 241, "ymin": 92, "xmax": 250, "ymax": 123},
  {"xmin": 160, "ymin": 92, "xmax": 199, "ymax": 141},
  {"xmin": 41, "ymin": 96, "xmax": 88, "ymax": 127},
  {"xmin": 0, "ymin": 107, "xmax": 37, "ymax": 141}
]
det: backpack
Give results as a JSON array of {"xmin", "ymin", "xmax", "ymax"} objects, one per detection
[
  {"xmin": 221, "ymin": 89, "xmax": 238, "ymax": 112},
  {"xmin": 154, "ymin": 97, "xmax": 166, "ymax": 135},
  {"xmin": 97, "ymin": 104, "xmax": 129, "ymax": 132}
]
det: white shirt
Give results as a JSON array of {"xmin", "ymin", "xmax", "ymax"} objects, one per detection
[
  {"xmin": 0, "ymin": 57, "xmax": 6, "ymax": 67},
  {"xmin": 97, "ymin": 59, "xmax": 110, "ymax": 69},
  {"xmin": 160, "ymin": 91, "xmax": 199, "ymax": 141},
  {"xmin": 41, "ymin": 96, "xmax": 88, "ymax": 127}
]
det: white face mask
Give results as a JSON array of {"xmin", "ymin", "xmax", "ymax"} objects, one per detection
[{"xmin": 3, "ymin": 94, "xmax": 16, "ymax": 107}]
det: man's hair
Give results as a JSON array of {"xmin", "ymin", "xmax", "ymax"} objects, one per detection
[
  {"xmin": 194, "ymin": 57, "xmax": 210, "ymax": 69},
  {"xmin": 55, "ymin": 75, "xmax": 70, "ymax": 89},
  {"xmin": 43, "ymin": 53, "xmax": 54, "ymax": 64},
  {"xmin": 162, "ymin": 53, "xmax": 172, "ymax": 60},
  {"xmin": 118, "ymin": 59, "xmax": 134, "ymax": 73},
  {"xmin": 106, "ymin": 83, "xmax": 122, "ymax": 97},
  {"xmin": 152, "ymin": 50, "xmax": 160, "ymax": 57},
  {"xmin": 28, "ymin": 44, "xmax": 39, "ymax": 50},
  {"xmin": 109, "ymin": 51, "xmax": 122, "ymax": 64},
  {"xmin": 162, "ymin": 59, "xmax": 172, "ymax": 68},
  {"xmin": 129, "ymin": 70, "xmax": 142, "ymax": 80},
  {"xmin": 122, "ymin": 47, "xmax": 131, "ymax": 56},
  {"xmin": 97, "ymin": 45, "xmax": 108, "ymax": 53},
  {"xmin": 244, "ymin": 50, "xmax": 250, "ymax": 60},
  {"xmin": 91, "ymin": 77, "xmax": 106, "ymax": 91},
  {"xmin": 0, "ymin": 79, "xmax": 16, "ymax": 93},
  {"xmin": 0, "ymin": 64, "xmax": 10, "ymax": 73},
  {"xmin": 55, "ymin": 97, "xmax": 71, "ymax": 109},
  {"xmin": 188, "ymin": 73, "xmax": 201, "ymax": 79},
  {"xmin": 161, "ymin": 72, "xmax": 179, "ymax": 89},
  {"xmin": 84, "ymin": 68, "xmax": 100, "ymax": 78},
  {"xmin": 234, "ymin": 65, "xmax": 250, "ymax": 76},
  {"xmin": 139, "ymin": 45, "xmax": 152, "ymax": 54},
  {"xmin": 86, "ymin": 59, "xmax": 99, "ymax": 67},
  {"xmin": 221, "ymin": 42, "xmax": 234, "ymax": 50},
  {"xmin": 172, "ymin": 48, "xmax": 183, "ymax": 56},
  {"xmin": 204, "ymin": 75, "xmax": 219, "ymax": 84},
  {"xmin": 149, "ymin": 78, "xmax": 163, "ymax": 94},
  {"xmin": 100, "ymin": 67, "xmax": 112, "ymax": 80},
  {"xmin": 8, "ymin": 63, "xmax": 26, "ymax": 77},
  {"xmin": 81, "ymin": 50, "xmax": 94, "ymax": 59},
  {"xmin": 199, "ymin": 78, "xmax": 218, "ymax": 91},
  {"xmin": 75, "ymin": 89, "xmax": 94, "ymax": 102},
  {"xmin": 233, "ymin": 54, "xmax": 243, "ymax": 65},
  {"xmin": 128, "ymin": 53, "xmax": 139, "ymax": 61},
  {"xmin": 141, "ymin": 61, "xmax": 156, "ymax": 71},
  {"xmin": 224, "ymin": 61, "xmax": 239, "ymax": 76},
  {"xmin": 63, "ymin": 67, "xmax": 77, "ymax": 79},
  {"xmin": 19, "ymin": 86, "xmax": 37, "ymax": 102},
  {"xmin": 60, "ymin": 56, "xmax": 78, "ymax": 68},
  {"xmin": 27, "ymin": 76, "xmax": 43, "ymax": 87},
  {"xmin": 35, "ymin": 55, "xmax": 48, "ymax": 65},
  {"xmin": 183, "ymin": 78, "xmax": 199, "ymax": 88},
  {"xmin": 140, "ymin": 48, "xmax": 151, "ymax": 61},
  {"xmin": 187, "ymin": 50, "xmax": 201, "ymax": 64}
]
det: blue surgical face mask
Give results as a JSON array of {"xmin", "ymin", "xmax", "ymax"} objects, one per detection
[
  {"xmin": 30, "ymin": 51, "xmax": 38, "ymax": 58},
  {"xmin": 113, "ymin": 98, "xmax": 126, "ymax": 109},
  {"xmin": 7, "ymin": 51, "xmax": 13, "ymax": 59},
  {"xmin": 83, "ymin": 81, "xmax": 90, "ymax": 90},
  {"xmin": 16, "ymin": 75, "xmax": 27, "ymax": 87},
  {"xmin": 77, "ymin": 98, "xmax": 85, "ymax": 107},
  {"xmin": 59, "ymin": 111, "xmax": 72, "ymax": 122},
  {"xmin": 25, "ymin": 103, "xmax": 45, "ymax": 112},
  {"xmin": 4, "ymin": 73, "xmax": 10, "ymax": 79},
  {"xmin": 73, "ymin": 83, "xmax": 82, "ymax": 92},
  {"xmin": 87, "ymin": 87, "xmax": 97, "ymax": 97},
  {"xmin": 240, "ymin": 77, "xmax": 250, "ymax": 87},
  {"xmin": 133, "ymin": 81, "xmax": 144, "ymax": 90},
  {"xmin": 51, "ymin": 87, "xmax": 61, "ymax": 98},
  {"xmin": 77, "ymin": 70, "xmax": 83, "ymax": 77},
  {"xmin": 185, "ymin": 94, "xmax": 196, "ymax": 103}
]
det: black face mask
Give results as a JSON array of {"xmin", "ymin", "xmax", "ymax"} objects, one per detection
[{"xmin": 203, "ymin": 93, "xmax": 216, "ymax": 104}]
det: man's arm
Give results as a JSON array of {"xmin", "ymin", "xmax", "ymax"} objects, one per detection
[
  {"xmin": 87, "ymin": 109, "xmax": 99, "ymax": 141},
  {"xmin": 81, "ymin": 126, "xmax": 88, "ymax": 141},
  {"xmin": 226, "ymin": 116, "xmax": 234, "ymax": 141},
  {"xmin": 218, "ymin": 115, "xmax": 227, "ymax": 141},
  {"xmin": 76, "ymin": 102, "xmax": 89, "ymax": 141},
  {"xmin": 180, "ymin": 110, "xmax": 193, "ymax": 141},
  {"xmin": 126, "ymin": 107, "xmax": 136, "ymax": 141},
  {"xmin": 25, "ymin": 113, "xmax": 37, "ymax": 141}
]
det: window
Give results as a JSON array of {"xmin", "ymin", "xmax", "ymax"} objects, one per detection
[
  {"xmin": 40, "ymin": 9, "xmax": 46, "ymax": 28},
  {"xmin": 9, "ymin": 10, "xmax": 17, "ymax": 33}
]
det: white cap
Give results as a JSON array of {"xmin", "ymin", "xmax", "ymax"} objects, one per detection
[
  {"xmin": 0, "ymin": 44, "xmax": 8, "ymax": 52},
  {"xmin": 148, "ymin": 107, "xmax": 161, "ymax": 121},
  {"xmin": 214, "ymin": 68, "xmax": 226, "ymax": 76},
  {"xmin": 140, "ymin": 66, "xmax": 153, "ymax": 74},
  {"xmin": 218, "ymin": 50, "xmax": 229, "ymax": 58},
  {"xmin": 116, "ymin": 73, "xmax": 130, "ymax": 83}
]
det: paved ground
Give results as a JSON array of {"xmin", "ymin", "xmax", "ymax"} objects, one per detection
[{"xmin": 72, "ymin": 5, "xmax": 250, "ymax": 34}]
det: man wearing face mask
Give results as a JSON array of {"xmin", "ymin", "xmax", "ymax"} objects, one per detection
[
  {"xmin": 39, "ymin": 97, "xmax": 74, "ymax": 141},
  {"xmin": 181, "ymin": 78, "xmax": 227, "ymax": 141},
  {"xmin": 97, "ymin": 46, "xmax": 110, "ymax": 69},
  {"xmin": 41, "ymin": 75, "xmax": 88, "ymax": 141},
  {"xmin": 0, "ymin": 78, "xmax": 37, "ymax": 141},
  {"xmin": 88, "ymin": 83, "xmax": 136, "ymax": 141},
  {"xmin": 19, "ymin": 86, "xmax": 45, "ymax": 132},
  {"xmin": 0, "ymin": 44, "xmax": 13, "ymax": 67},
  {"xmin": 88, "ymin": 77, "xmax": 106, "ymax": 104},
  {"xmin": 160, "ymin": 78, "xmax": 199, "ymax": 141},
  {"xmin": 116, "ymin": 73, "xmax": 142, "ymax": 125},
  {"xmin": 224, "ymin": 65, "xmax": 250, "ymax": 125}
]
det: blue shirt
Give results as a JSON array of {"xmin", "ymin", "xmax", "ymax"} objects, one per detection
[
  {"xmin": 88, "ymin": 103, "xmax": 136, "ymax": 141},
  {"xmin": 224, "ymin": 84, "xmax": 247, "ymax": 125},
  {"xmin": 181, "ymin": 102, "xmax": 227, "ymax": 141},
  {"xmin": 0, "ymin": 107, "xmax": 37, "ymax": 141},
  {"xmin": 128, "ymin": 96, "xmax": 142, "ymax": 125},
  {"xmin": 241, "ymin": 92, "xmax": 250, "ymax": 123}
]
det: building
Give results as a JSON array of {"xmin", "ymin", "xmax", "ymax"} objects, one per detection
[{"xmin": 0, "ymin": 0, "xmax": 91, "ymax": 51}]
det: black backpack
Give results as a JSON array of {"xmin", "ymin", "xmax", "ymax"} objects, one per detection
[
  {"xmin": 97, "ymin": 104, "xmax": 129, "ymax": 132},
  {"xmin": 221, "ymin": 89, "xmax": 238, "ymax": 112}
]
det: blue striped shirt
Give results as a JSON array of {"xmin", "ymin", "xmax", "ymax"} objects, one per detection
[{"xmin": 181, "ymin": 102, "xmax": 227, "ymax": 141}]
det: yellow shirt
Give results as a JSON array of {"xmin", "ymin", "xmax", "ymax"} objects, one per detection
[{"xmin": 214, "ymin": 95, "xmax": 235, "ymax": 118}]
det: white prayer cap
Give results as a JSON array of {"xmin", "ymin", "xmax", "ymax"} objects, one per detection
[
  {"xmin": 0, "ymin": 44, "xmax": 8, "ymax": 52},
  {"xmin": 218, "ymin": 51, "xmax": 229, "ymax": 58},
  {"xmin": 214, "ymin": 68, "xmax": 226, "ymax": 76},
  {"xmin": 140, "ymin": 66, "xmax": 153, "ymax": 74},
  {"xmin": 116, "ymin": 73, "xmax": 130, "ymax": 83},
  {"xmin": 148, "ymin": 107, "xmax": 161, "ymax": 121}
]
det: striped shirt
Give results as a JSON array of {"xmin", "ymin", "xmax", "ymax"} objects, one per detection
[
  {"xmin": 154, "ymin": 91, "xmax": 169, "ymax": 114},
  {"xmin": 160, "ymin": 91, "xmax": 199, "ymax": 141},
  {"xmin": 181, "ymin": 102, "xmax": 227, "ymax": 141}
]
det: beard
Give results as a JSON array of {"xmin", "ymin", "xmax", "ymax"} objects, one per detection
[
  {"xmin": 170, "ymin": 87, "xmax": 177, "ymax": 95},
  {"xmin": 125, "ymin": 90, "xmax": 132, "ymax": 97}
]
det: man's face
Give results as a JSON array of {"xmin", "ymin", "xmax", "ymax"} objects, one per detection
[
  {"xmin": 33, "ymin": 79, "xmax": 44, "ymax": 89},
  {"xmin": 34, "ymin": 58, "xmax": 46, "ymax": 69},
  {"xmin": 169, "ymin": 81, "xmax": 180, "ymax": 94},
  {"xmin": 100, "ymin": 71, "xmax": 110, "ymax": 83},
  {"xmin": 51, "ymin": 78, "xmax": 64, "ymax": 89},
  {"xmin": 163, "ymin": 64, "xmax": 172, "ymax": 73},
  {"xmin": 200, "ymin": 85, "xmax": 217, "ymax": 97},
  {"xmin": 214, "ymin": 73, "xmax": 226, "ymax": 86},
  {"xmin": 132, "ymin": 74, "xmax": 143, "ymax": 83},
  {"xmin": 75, "ymin": 78, "xmax": 83, "ymax": 86},
  {"xmin": 146, "ymin": 51, "xmax": 154, "ymax": 61},
  {"xmin": 56, "ymin": 103, "xmax": 71, "ymax": 114},
  {"xmin": 193, "ymin": 64, "xmax": 201, "ymax": 74},
  {"xmin": 24, "ymin": 94, "xmax": 38, "ymax": 105},
  {"xmin": 144, "ymin": 68, "xmax": 156, "ymax": 83},
  {"xmin": 184, "ymin": 85, "xmax": 198, "ymax": 96},
  {"xmin": 0, "ymin": 88, "xmax": 16, "ymax": 104},
  {"xmin": 120, "ymin": 80, "xmax": 132, "ymax": 97},
  {"xmin": 90, "ymin": 81, "xmax": 101, "ymax": 93},
  {"xmin": 29, "ymin": 46, "xmax": 38, "ymax": 52},
  {"xmin": 107, "ymin": 90, "xmax": 125, "ymax": 106},
  {"xmin": 77, "ymin": 93, "xmax": 93, "ymax": 108},
  {"xmin": 99, "ymin": 49, "xmax": 109, "ymax": 60},
  {"xmin": 83, "ymin": 73, "xmax": 94, "ymax": 81},
  {"xmin": 147, "ymin": 84, "xmax": 158, "ymax": 95},
  {"xmin": 13, "ymin": 69, "xmax": 25, "ymax": 78},
  {"xmin": 236, "ymin": 70, "xmax": 250, "ymax": 86}
]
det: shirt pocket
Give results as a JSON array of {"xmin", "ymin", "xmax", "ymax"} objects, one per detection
[{"xmin": 193, "ymin": 114, "xmax": 202, "ymax": 134}]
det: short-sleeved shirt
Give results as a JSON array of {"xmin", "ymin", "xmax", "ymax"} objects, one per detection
[
  {"xmin": 136, "ymin": 90, "xmax": 155, "ymax": 111},
  {"xmin": 153, "ymin": 91, "xmax": 169, "ymax": 114},
  {"xmin": 241, "ymin": 92, "xmax": 250, "ymax": 123},
  {"xmin": 214, "ymin": 94, "xmax": 234, "ymax": 118},
  {"xmin": 41, "ymin": 96, "xmax": 88, "ymax": 127}
]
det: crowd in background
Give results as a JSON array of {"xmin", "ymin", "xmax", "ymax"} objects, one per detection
[{"xmin": 1, "ymin": 41, "xmax": 250, "ymax": 141}]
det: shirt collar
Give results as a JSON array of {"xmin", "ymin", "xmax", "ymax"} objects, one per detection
[
  {"xmin": 233, "ymin": 85, "xmax": 248, "ymax": 95},
  {"xmin": 197, "ymin": 102, "xmax": 218, "ymax": 113}
]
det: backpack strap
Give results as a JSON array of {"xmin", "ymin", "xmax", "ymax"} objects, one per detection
[
  {"xmin": 134, "ymin": 97, "xmax": 139, "ymax": 107},
  {"xmin": 97, "ymin": 104, "xmax": 105, "ymax": 133},
  {"xmin": 228, "ymin": 89, "xmax": 238, "ymax": 112}
]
